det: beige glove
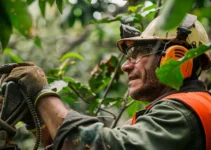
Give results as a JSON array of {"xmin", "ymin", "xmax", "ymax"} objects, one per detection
[
  {"xmin": 0, "ymin": 62, "xmax": 59, "ymax": 134},
  {"xmin": 4, "ymin": 65, "xmax": 48, "ymax": 101},
  {"xmin": 0, "ymin": 62, "xmax": 59, "ymax": 105}
]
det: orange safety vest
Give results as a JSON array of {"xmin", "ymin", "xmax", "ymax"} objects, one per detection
[{"xmin": 131, "ymin": 92, "xmax": 211, "ymax": 150}]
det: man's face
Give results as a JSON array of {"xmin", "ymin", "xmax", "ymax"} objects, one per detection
[{"xmin": 121, "ymin": 45, "xmax": 166, "ymax": 102}]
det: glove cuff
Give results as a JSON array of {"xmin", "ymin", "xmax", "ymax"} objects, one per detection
[
  {"xmin": 27, "ymin": 124, "xmax": 46, "ymax": 132},
  {"xmin": 25, "ymin": 115, "xmax": 45, "ymax": 132},
  {"xmin": 34, "ymin": 87, "xmax": 60, "ymax": 105}
]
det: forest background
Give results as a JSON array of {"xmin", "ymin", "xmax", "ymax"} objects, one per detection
[{"xmin": 0, "ymin": 0, "xmax": 211, "ymax": 149}]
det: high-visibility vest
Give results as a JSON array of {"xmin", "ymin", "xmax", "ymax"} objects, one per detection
[{"xmin": 131, "ymin": 92, "xmax": 211, "ymax": 150}]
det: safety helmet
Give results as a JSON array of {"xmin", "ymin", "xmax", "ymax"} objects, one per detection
[{"xmin": 117, "ymin": 14, "xmax": 211, "ymax": 70}]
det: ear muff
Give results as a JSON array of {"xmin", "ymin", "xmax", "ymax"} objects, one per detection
[{"xmin": 160, "ymin": 45, "xmax": 193, "ymax": 79}]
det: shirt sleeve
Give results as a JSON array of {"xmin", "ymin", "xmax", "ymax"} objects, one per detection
[{"xmin": 53, "ymin": 100, "xmax": 193, "ymax": 150}]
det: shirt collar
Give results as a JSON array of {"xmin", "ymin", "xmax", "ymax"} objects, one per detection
[{"xmin": 146, "ymin": 79, "xmax": 207, "ymax": 109}]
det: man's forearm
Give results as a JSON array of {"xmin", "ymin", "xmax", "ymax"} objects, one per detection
[
  {"xmin": 37, "ymin": 96, "xmax": 100, "ymax": 149},
  {"xmin": 37, "ymin": 96, "xmax": 69, "ymax": 139}
]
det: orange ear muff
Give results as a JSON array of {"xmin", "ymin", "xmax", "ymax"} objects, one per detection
[{"xmin": 160, "ymin": 45, "xmax": 193, "ymax": 79}]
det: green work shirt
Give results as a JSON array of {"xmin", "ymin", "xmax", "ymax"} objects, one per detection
[{"xmin": 53, "ymin": 80, "xmax": 206, "ymax": 150}]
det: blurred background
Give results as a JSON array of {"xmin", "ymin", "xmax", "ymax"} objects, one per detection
[{"xmin": 0, "ymin": 0, "xmax": 211, "ymax": 149}]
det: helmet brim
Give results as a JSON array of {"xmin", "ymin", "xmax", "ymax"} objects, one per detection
[{"xmin": 117, "ymin": 37, "xmax": 173, "ymax": 54}]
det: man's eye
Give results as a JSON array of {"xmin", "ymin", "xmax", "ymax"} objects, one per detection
[{"xmin": 131, "ymin": 51, "xmax": 139, "ymax": 59}]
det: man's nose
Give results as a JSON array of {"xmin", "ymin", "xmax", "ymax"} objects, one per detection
[{"xmin": 121, "ymin": 60, "xmax": 134, "ymax": 73}]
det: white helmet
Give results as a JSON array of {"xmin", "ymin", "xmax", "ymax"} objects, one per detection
[{"xmin": 117, "ymin": 14, "xmax": 211, "ymax": 70}]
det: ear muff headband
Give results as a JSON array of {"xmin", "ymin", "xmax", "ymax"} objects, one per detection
[{"xmin": 160, "ymin": 45, "xmax": 193, "ymax": 79}]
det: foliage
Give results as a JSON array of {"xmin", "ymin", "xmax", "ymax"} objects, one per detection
[
  {"xmin": 4, "ymin": 48, "xmax": 23, "ymax": 63},
  {"xmin": 0, "ymin": 0, "xmax": 211, "ymax": 149},
  {"xmin": 157, "ymin": 0, "xmax": 194, "ymax": 30},
  {"xmin": 0, "ymin": 0, "xmax": 33, "ymax": 46}
]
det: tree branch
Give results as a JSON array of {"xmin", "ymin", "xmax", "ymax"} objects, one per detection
[
  {"xmin": 110, "ymin": 91, "xmax": 135, "ymax": 128},
  {"xmin": 60, "ymin": 26, "xmax": 93, "ymax": 56},
  {"xmin": 94, "ymin": 53, "xmax": 124, "ymax": 116},
  {"xmin": 68, "ymin": 82, "xmax": 116, "ymax": 119},
  {"xmin": 154, "ymin": 0, "xmax": 162, "ymax": 18}
]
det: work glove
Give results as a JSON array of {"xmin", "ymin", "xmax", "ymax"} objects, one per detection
[
  {"xmin": 0, "ymin": 62, "xmax": 59, "ymax": 131},
  {"xmin": 0, "ymin": 62, "xmax": 59, "ymax": 105},
  {"xmin": 3, "ymin": 64, "xmax": 47, "ymax": 101}
]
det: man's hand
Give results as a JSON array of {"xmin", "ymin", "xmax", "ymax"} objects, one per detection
[
  {"xmin": 0, "ymin": 62, "xmax": 57, "ymax": 127},
  {"xmin": 0, "ymin": 62, "xmax": 35, "ymax": 74},
  {"xmin": 0, "ymin": 63, "xmax": 48, "ymax": 102},
  {"xmin": 0, "ymin": 63, "xmax": 59, "ymax": 148}
]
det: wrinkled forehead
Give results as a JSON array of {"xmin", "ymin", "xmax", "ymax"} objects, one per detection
[{"xmin": 122, "ymin": 40, "xmax": 164, "ymax": 54}]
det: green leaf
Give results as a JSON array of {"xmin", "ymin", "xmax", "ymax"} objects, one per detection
[
  {"xmin": 181, "ymin": 45, "xmax": 211, "ymax": 61},
  {"xmin": 59, "ymin": 52, "xmax": 84, "ymax": 62},
  {"xmin": 34, "ymin": 36, "xmax": 43, "ymax": 49},
  {"xmin": 126, "ymin": 98, "xmax": 148, "ymax": 117},
  {"xmin": 59, "ymin": 86, "xmax": 78, "ymax": 103},
  {"xmin": 46, "ymin": 68, "xmax": 61, "ymax": 82},
  {"xmin": 1, "ymin": 0, "xmax": 33, "ymax": 37},
  {"xmin": 156, "ymin": 44, "xmax": 211, "ymax": 90},
  {"xmin": 195, "ymin": 0, "xmax": 205, "ymax": 8},
  {"xmin": 121, "ymin": 15, "xmax": 135, "ymax": 24},
  {"xmin": 47, "ymin": 0, "xmax": 55, "ymax": 6},
  {"xmin": 26, "ymin": 0, "xmax": 34, "ymax": 5},
  {"xmin": 39, "ymin": 0, "xmax": 46, "ymax": 17},
  {"xmin": 62, "ymin": 96, "xmax": 77, "ymax": 103},
  {"xmin": 0, "ymin": 7, "xmax": 12, "ymax": 50},
  {"xmin": 68, "ymin": 14, "xmax": 76, "ymax": 27},
  {"xmin": 68, "ymin": 80, "xmax": 95, "ymax": 99},
  {"xmin": 63, "ymin": 76, "xmax": 75, "ymax": 83},
  {"xmin": 89, "ymin": 55, "xmax": 120, "ymax": 93},
  {"xmin": 133, "ymin": 13, "xmax": 143, "ymax": 23},
  {"xmin": 72, "ymin": 82, "xmax": 93, "ymax": 96},
  {"xmin": 86, "ymin": 0, "xmax": 91, "ymax": 3},
  {"xmin": 102, "ymin": 97, "xmax": 122, "ymax": 107},
  {"xmin": 89, "ymin": 99, "xmax": 99, "ymax": 115},
  {"xmin": 156, "ymin": 59, "xmax": 183, "ymax": 90},
  {"xmin": 56, "ymin": 0, "xmax": 63, "ymax": 14},
  {"xmin": 89, "ymin": 76, "xmax": 110, "ymax": 93},
  {"xmin": 142, "ymin": 4, "xmax": 156, "ymax": 12},
  {"xmin": 157, "ymin": 0, "xmax": 194, "ymax": 30},
  {"xmin": 58, "ymin": 59, "xmax": 71, "ymax": 77},
  {"xmin": 127, "ymin": 99, "xmax": 140, "ymax": 117},
  {"xmin": 128, "ymin": 4, "xmax": 142, "ymax": 13},
  {"xmin": 194, "ymin": 6, "xmax": 211, "ymax": 20},
  {"xmin": 4, "ymin": 48, "xmax": 23, "ymax": 63},
  {"xmin": 89, "ymin": 62, "xmax": 111, "ymax": 93}
]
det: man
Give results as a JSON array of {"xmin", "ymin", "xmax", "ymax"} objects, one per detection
[{"xmin": 1, "ymin": 14, "xmax": 211, "ymax": 150}]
